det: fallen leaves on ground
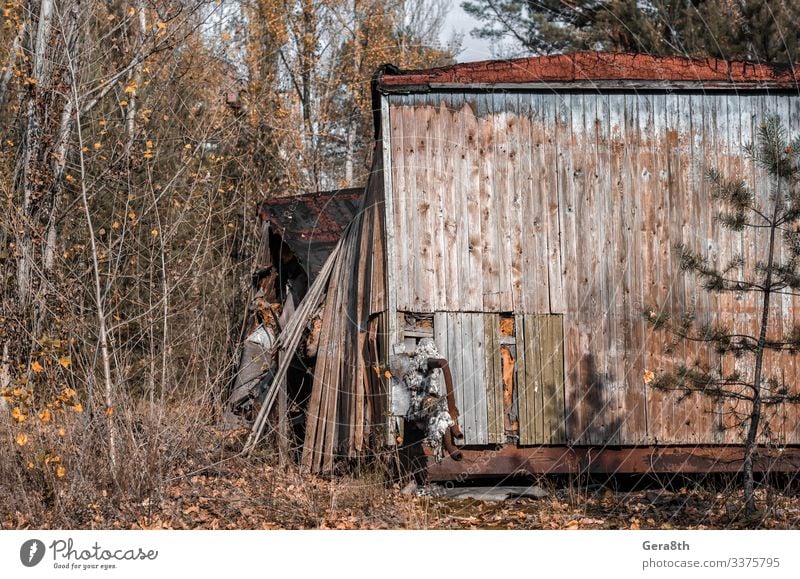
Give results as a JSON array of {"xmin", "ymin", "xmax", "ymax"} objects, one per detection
[{"xmin": 4, "ymin": 429, "xmax": 800, "ymax": 530}]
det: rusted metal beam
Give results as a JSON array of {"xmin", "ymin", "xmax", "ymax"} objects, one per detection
[
  {"xmin": 426, "ymin": 445, "xmax": 800, "ymax": 480},
  {"xmin": 426, "ymin": 357, "xmax": 463, "ymax": 440},
  {"xmin": 442, "ymin": 427, "xmax": 463, "ymax": 462},
  {"xmin": 378, "ymin": 53, "xmax": 800, "ymax": 93}
]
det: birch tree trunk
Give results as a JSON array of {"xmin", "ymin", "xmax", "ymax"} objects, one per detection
[{"xmin": 17, "ymin": 0, "xmax": 55, "ymax": 304}]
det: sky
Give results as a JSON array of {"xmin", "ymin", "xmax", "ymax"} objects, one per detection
[{"xmin": 441, "ymin": 2, "xmax": 495, "ymax": 62}]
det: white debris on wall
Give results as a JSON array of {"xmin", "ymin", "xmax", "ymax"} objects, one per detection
[{"xmin": 403, "ymin": 338, "xmax": 454, "ymax": 461}]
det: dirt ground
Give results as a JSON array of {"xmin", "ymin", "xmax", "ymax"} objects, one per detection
[{"xmin": 6, "ymin": 440, "xmax": 800, "ymax": 530}]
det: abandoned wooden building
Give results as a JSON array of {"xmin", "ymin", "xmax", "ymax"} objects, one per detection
[{"xmin": 240, "ymin": 52, "xmax": 800, "ymax": 477}]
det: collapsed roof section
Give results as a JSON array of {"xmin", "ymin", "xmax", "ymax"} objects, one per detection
[{"xmin": 258, "ymin": 188, "xmax": 363, "ymax": 280}]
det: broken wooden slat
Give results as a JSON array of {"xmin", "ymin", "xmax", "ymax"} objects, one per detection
[{"xmin": 244, "ymin": 234, "xmax": 343, "ymax": 457}]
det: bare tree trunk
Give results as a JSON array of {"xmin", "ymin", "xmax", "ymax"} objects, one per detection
[
  {"xmin": 17, "ymin": 1, "xmax": 54, "ymax": 304},
  {"xmin": 65, "ymin": 33, "xmax": 118, "ymax": 474},
  {"xmin": 44, "ymin": 79, "xmax": 76, "ymax": 271},
  {"xmin": 345, "ymin": 121, "xmax": 355, "ymax": 185},
  {"xmin": 0, "ymin": 21, "xmax": 25, "ymax": 111},
  {"xmin": 126, "ymin": 1, "xmax": 147, "ymax": 146}
]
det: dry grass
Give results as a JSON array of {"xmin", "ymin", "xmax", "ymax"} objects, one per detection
[{"xmin": 4, "ymin": 404, "xmax": 800, "ymax": 530}]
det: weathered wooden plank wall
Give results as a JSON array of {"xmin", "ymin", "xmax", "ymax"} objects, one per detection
[{"xmin": 389, "ymin": 90, "xmax": 800, "ymax": 446}]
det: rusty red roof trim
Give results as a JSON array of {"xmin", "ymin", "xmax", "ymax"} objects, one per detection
[{"xmin": 378, "ymin": 52, "xmax": 800, "ymax": 90}]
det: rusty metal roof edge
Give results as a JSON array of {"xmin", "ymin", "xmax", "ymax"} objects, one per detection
[
  {"xmin": 376, "ymin": 51, "xmax": 800, "ymax": 93},
  {"xmin": 260, "ymin": 186, "xmax": 364, "ymax": 207},
  {"xmin": 379, "ymin": 80, "xmax": 800, "ymax": 94}
]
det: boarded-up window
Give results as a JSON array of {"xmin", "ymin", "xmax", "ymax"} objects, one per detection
[{"xmin": 431, "ymin": 312, "xmax": 565, "ymax": 446}]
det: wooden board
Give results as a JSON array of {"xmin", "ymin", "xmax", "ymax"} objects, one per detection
[
  {"xmin": 484, "ymin": 313, "xmax": 505, "ymax": 443},
  {"xmin": 434, "ymin": 312, "xmax": 490, "ymax": 445},
  {"xmin": 517, "ymin": 314, "xmax": 566, "ymax": 444}
]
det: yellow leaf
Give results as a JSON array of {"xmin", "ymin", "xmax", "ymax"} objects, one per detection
[
  {"xmin": 150, "ymin": 229, "xmax": 159, "ymax": 237},
  {"xmin": 65, "ymin": 174, "xmax": 75, "ymax": 182},
  {"xmin": 128, "ymin": 7, "xmax": 135, "ymax": 16},
  {"xmin": 630, "ymin": 519, "xmax": 641, "ymax": 530},
  {"xmin": 128, "ymin": 212, "xmax": 136, "ymax": 220},
  {"xmin": 39, "ymin": 409, "xmax": 51, "ymax": 423},
  {"xmin": 384, "ymin": 370, "xmax": 392, "ymax": 379},
  {"xmin": 56, "ymin": 465, "xmax": 66, "ymax": 478},
  {"xmin": 156, "ymin": 21, "xmax": 166, "ymax": 29},
  {"xmin": 57, "ymin": 428, "xmax": 66, "ymax": 437},
  {"xmin": 112, "ymin": 221, "xmax": 120, "ymax": 229},
  {"xmin": 15, "ymin": 432, "xmax": 28, "ymax": 446},
  {"xmin": 26, "ymin": 461, "xmax": 34, "ymax": 469},
  {"xmin": 93, "ymin": 142, "xmax": 101, "ymax": 149},
  {"xmin": 31, "ymin": 361, "xmax": 44, "ymax": 373},
  {"xmin": 119, "ymin": 100, "xmax": 128, "ymax": 107},
  {"xmin": 643, "ymin": 370, "xmax": 655, "ymax": 385},
  {"xmin": 59, "ymin": 356, "xmax": 71, "ymax": 368},
  {"xmin": 72, "ymin": 403, "xmax": 83, "ymax": 413},
  {"xmin": 105, "ymin": 406, "xmax": 114, "ymax": 417},
  {"xmin": 62, "ymin": 387, "xmax": 76, "ymax": 399},
  {"xmin": 146, "ymin": 140, "xmax": 153, "ymax": 148}
]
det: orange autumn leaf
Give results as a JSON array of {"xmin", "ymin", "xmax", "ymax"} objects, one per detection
[
  {"xmin": 15, "ymin": 432, "xmax": 28, "ymax": 446},
  {"xmin": 31, "ymin": 361, "xmax": 44, "ymax": 374},
  {"xmin": 58, "ymin": 356, "xmax": 71, "ymax": 369},
  {"xmin": 56, "ymin": 466, "xmax": 66, "ymax": 478},
  {"xmin": 39, "ymin": 409, "xmax": 51, "ymax": 423}
]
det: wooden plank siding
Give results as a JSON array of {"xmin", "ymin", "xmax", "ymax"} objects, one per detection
[
  {"xmin": 388, "ymin": 90, "xmax": 800, "ymax": 446},
  {"xmin": 517, "ymin": 314, "xmax": 567, "ymax": 445}
]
